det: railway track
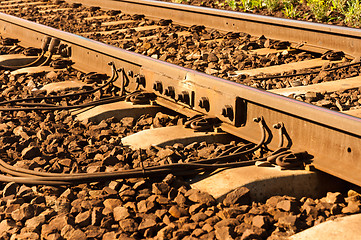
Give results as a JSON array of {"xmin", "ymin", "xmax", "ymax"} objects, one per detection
[{"xmin": 0, "ymin": 0, "xmax": 360, "ymax": 239}]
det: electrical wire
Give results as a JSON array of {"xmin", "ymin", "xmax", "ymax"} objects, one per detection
[
  {"xmin": 0, "ymin": 125, "xmax": 266, "ymax": 179},
  {"xmin": 0, "ymin": 62, "xmax": 118, "ymax": 106},
  {"xmin": 0, "ymin": 95, "xmax": 124, "ymax": 112},
  {"xmin": 0, "ymin": 51, "xmax": 46, "ymax": 71},
  {"xmin": 0, "ymin": 37, "xmax": 52, "ymax": 70},
  {"xmin": 0, "ymin": 157, "xmax": 260, "ymax": 185},
  {"xmin": 217, "ymin": 143, "xmax": 253, "ymax": 157},
  {"xmin": 0, "ymin": 119, "xmax": 272, "ymax": 185},
  {"xmin": 0, "ymin": 147, "xmax": 297, "ymax": 185}
]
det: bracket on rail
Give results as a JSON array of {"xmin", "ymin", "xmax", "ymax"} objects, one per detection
[
  {"xmin": 184, "ymin": 116, "xmax": 221, "ymax": 132},
  {"xmin": 0, "ymin": 36, "xmax": 68, "ymax": 70},
  {"xmin": 125, "ymin": 91, "xmax": 156, "ymax": 105}
]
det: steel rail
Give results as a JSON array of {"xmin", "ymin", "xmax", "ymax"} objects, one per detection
[
  {"xmin": 66, "ymin": 0, "xmax": 361, "ymax": 57},
  {"xmin": 1, "ymin": 13, "xmax": 361, "ymax": 186}
]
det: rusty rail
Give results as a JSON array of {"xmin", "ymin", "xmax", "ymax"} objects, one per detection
[
  {"xmin": 1, "ymin": 9, "xmax": 361, "ymax": 186},
  {"xmin": 66, "ymin": 0, "xmax": 361, "ymax": 57}
]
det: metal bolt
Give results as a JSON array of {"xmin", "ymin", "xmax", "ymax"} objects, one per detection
[
  {"xmin": 222, "ymin": 105, "xmax": 233, "ymax": 120},
  {"xmin": 153, "ymin": 81, "xmax": 163, "ymax": 93},
  {"xmin": 178, "ymin": 91, "xmax": 190, "ymax": 104},
  {"xmin": 48, "ymin": 38, "xmax": 61, "ymax": 54},
  {"xmin": 198, "ymin": 97, "xmax": 210, "ymax": 111},
  {"xmin": 65, "ymin": 46, "xmax": 72, "ymax": 57},
  {"xmin": 41, "ymin": 36, "xmax": 51, "ymax": 51},
  {"xmin": 273, "ymin": 123, "xmax": 283, "ymax": 129},
  {"xmin": 135, "ymin": 75, "xmax": 145, "ymax": 87},
  {"xmin": 177, "ymin": 93, "xmax": 183, "ymax": 102},
  {"xmin": 58, "ymin": 44, "xmax": 71, "ymax": 57},
  {"xmin": 164, "ymin": 86, "xmax": 175, "ymax": 98},
  {"xmin": 253, "ymin": 117, "xmax": 262, "ymax": 123}
]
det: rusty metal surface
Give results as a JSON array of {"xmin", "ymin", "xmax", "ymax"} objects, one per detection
[
  {"xmin": 1, "ymin": 13, "xmax": 361, "ymax": 186},
  {"xmin": 66, "ymin": 0, "xmax": 361, "ymax": 57}
]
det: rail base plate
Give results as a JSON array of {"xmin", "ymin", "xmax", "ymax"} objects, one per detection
[
  {"xmin": 72, "ymin": 101, "xmax": 163, "ymax": 122},
  {"xmin": 122, "ymin": 125, "xmax": 236, "ymax": 149},
  {"xmin": 290, "ymin": 213, "xmax": 361, "ymax": 240},
  {"xmin": 190, "ymin": 165, "xmax": 345, "ymax": 202}
]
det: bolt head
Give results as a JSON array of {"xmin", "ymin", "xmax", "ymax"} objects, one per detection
[
  {"xmin": 135, "ymin": 75, "xmax": 146, "ymax": 88},
  {"xmin": 181, "ymin": 91, "xmax": 190, "ymax": 104},
  {"xmin": 221, "ymin": 105, "xmax": 234, "ymax": 120},
  {"xmin": 165, "ymin": 87, "xmax": 175, "ymax": 98},
  {"xmin": 153, "ymin": 81, "xmax": 163, "ymax": 93},
  {"xmin": 198, "ymin": 97, "xmax": 208, "ymax": 108}
]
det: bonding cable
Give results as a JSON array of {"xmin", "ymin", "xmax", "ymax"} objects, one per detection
[
  {"xmin": 0, "ymin": 62, "xmax": 119, "ymax": 106},
  {"xmin": 0, "ymin": 37, "xmax": 51, "ymax": 70}
]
